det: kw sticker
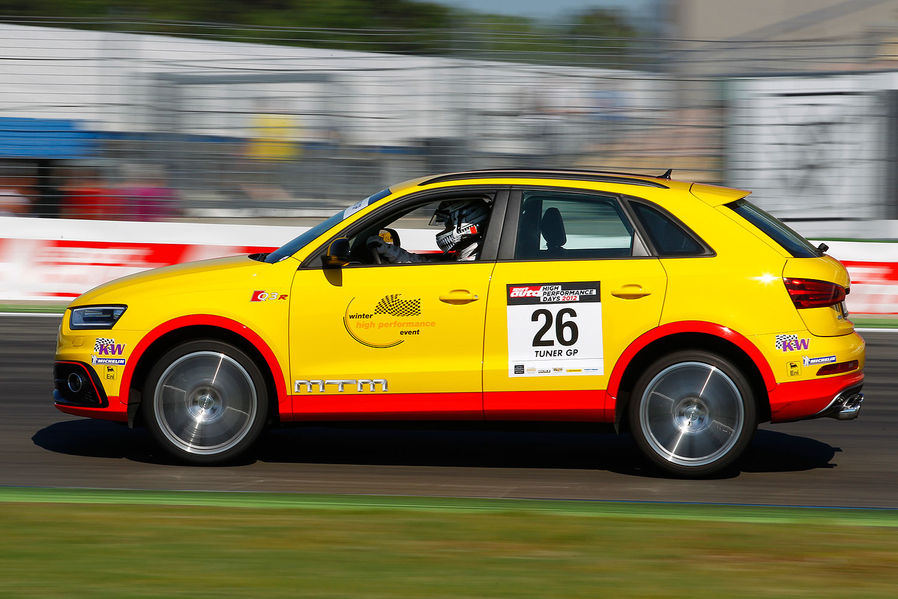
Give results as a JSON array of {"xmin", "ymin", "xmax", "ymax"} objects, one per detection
[
  {"xmin": 775, "ymin": 334, "xmax": 810, "ymax": 352},
  {"xmin": 93, "ymin": 337, "xmax": 126, "ymax": 365},
  {"xmin": 343, "ymin": 294, "xmax": 435, "ymax": 348}
]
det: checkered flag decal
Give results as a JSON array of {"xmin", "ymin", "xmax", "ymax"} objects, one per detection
[
  {"xmin": 94, "ymin": 337, "xmax": 115, "ymax": 353},
  {"xmin": 775, "ymin": 334, "xmax": 798, "ymax": 351},
  {"xmin": 374, "ymin": 294, "xmax": 421, "ymax": 317}
]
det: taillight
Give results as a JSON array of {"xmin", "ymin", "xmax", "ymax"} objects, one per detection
[
  {"xmin": 783, "ymin": 278, "xmax": 847, "ymax": 309},
  {"xmin": 817, "ymin": 360, "xmax": 858, "ymax": 376}
]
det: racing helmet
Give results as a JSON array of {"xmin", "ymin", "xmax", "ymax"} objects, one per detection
[{"xmin": 432, "ymin": 199, "xmax": 490, "ymax": 253}]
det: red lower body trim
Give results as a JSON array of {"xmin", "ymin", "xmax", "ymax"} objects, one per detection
[
  {"xmin": 290, "ymin": 389, "xmax": 611, "ymax": 422},
  {"xmin": 484, "ymin": 389, "xmax": 609, "ymax": 421},
  {"xmin": 767, "ymin": 371, "xmax": 864, "ymax": 422},
  {"xmin": 55, "ymin": 397, "xmax": 127, "ymax": 423},
  {"xmin": 291, "ymin": 392, "xmax": 482, "ymax": 420}
]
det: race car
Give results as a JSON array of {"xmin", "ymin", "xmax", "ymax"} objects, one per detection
[{"xmin": 53, "ymin": 169, "xmax": 865, "ymax": 476}]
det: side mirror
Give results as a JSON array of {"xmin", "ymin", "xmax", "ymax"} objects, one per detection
[{"xmin": 322, "ymin": 237, "xmax": 352, "ymax": 268}]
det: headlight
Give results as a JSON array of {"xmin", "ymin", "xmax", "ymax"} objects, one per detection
[{"xmin": 69, "ymin": 305, "xmax": 127, "ymax": 330}]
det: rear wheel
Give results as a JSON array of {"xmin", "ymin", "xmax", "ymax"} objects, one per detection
[
  {"xmin": 628, "ymin": 350, "xmax": 757, "ymax": 477},
  {"xmin": 142, "ymin": 340, "xmax": 268, "ymax": 464}
]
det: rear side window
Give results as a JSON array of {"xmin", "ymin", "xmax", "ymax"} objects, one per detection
[
  {"xmin": 630, "ymin": 201, "xmax": 706, "ymax": 256},
  {"xmin": 514, "ymin": 191, "xmax": 634, "ymax": 260},
  {"xmin": 727, "ymin": 199, "xmax": 820, "ymax": 258}
]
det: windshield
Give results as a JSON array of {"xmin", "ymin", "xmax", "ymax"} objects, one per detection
[
  {"xmin": 264, "ymin": 188, "xmax": 391, "ymax": 263},
  {"xmin": 726, "ymin": 199, "xmax": 821, "ymax": 259}
]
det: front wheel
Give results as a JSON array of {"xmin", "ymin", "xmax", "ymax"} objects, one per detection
[
  {"xmin": 628, "ymin": 350, "xmax": 757, "ymax": 477},
  {"xmin": 142, "ymin": 340, "xmax": 268, "ymax": 464}
]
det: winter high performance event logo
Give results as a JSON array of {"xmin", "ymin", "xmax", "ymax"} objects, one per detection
[{"xmin": 343, "ymin": 293, "xmax": 434, "ymax": 348}]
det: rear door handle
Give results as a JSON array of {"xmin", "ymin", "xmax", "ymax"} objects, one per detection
[
  {"xmin": 439, "ymin": 289, "xmax": 479, "ymax": 304},
  {"xmin": 611, "ymin": 284, "xmax": 651, "ymax": 299}
]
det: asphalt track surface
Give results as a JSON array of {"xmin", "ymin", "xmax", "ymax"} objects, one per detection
[{"xmin": 3, "ymin": 314, "xmax": 897, "ymax": 507}]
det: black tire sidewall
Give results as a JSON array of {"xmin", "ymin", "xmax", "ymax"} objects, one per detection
[
  {"xmin": 142, "ymin": 339, "xmax": 269, "ymax": 465},
  {"xmin": 628, "ymin": 350, "xmax": 758, "ymax": 477}
]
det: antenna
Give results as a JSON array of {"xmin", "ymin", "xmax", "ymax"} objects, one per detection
[{"xmin": 659, "ymin": 169, "xmax": 672, "ymax": 179}]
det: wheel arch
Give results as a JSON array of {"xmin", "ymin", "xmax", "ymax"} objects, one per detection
[
  {"xmin": 121, "ymin": 315, "xmax": 288, "ymax": 427},
  {"xmin": 610, "ymin": 323, "xmax": 774, "ymax": 432}
]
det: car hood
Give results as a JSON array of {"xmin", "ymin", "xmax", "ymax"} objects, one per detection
[{"xmin": 70, "ymin": 255, "xmax": 265, "ymax": 307}]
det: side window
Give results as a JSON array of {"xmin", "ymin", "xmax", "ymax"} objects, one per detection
[
  {"xmin": 630, "ymin": 201, "xmax": 706, "ymax": 256},
  {"xmin": 514, "ymin": 191, "xmax": 634, "ymax": 260},
  {"xmin": 346, "ymin": 196, "xmax": 493, "ymax": 265}
]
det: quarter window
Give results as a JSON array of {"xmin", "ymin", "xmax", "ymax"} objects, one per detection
[
  {"xmin": 630, "ymin": 201, "xmax": 706, "ymax": 256},
  {"xmin": 514, "ymin": 191, "xmax": 634, "ymax": 260}
]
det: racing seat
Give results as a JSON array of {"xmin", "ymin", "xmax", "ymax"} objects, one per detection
[{"xmin": 540, "ymin": 207, "xmax": 567, "ymax": 257}]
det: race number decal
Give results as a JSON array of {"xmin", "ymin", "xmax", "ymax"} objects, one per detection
[{"xmin": 506, "ymin": 282, "xmax": 603, "ymax": 377}]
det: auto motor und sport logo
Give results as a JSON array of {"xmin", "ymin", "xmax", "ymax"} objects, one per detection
[{"xmin": 507, "ymin": 283, "xmax": 599, "ymax": 304}]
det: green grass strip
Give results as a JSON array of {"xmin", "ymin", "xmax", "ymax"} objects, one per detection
[
  {"xmin": 2, "ymin": 487, "xmax": 897, "ymax": 527},
  {"xmin": 0, "ymin": 303, "xmax": 65, "ymax": 313},
  {"xmin": 5, "ymin": 487, "xmax": 898, "ymax": 598}
]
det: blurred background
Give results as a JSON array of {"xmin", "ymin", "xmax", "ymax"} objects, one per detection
[{"xmin": 0, "ymin": 0, "xmax": 897, "ymax": 236}]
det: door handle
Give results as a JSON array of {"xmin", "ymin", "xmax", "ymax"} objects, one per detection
[
  {"xmin": 611, "ymin": 284, "xmax": 651, "ymax": 299},
  {"xmin": 439, "ymin": 289, "xmax": 479, "ymax": 304}
]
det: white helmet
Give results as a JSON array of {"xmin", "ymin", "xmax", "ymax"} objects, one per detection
[{"xmin": 432, "ymin": 200, "xmax": 490, "ymax": 253}]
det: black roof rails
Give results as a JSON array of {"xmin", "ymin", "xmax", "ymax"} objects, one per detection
[{"xmin": 419, "ymin": 169, "xmax": 670, "ymax": 189}]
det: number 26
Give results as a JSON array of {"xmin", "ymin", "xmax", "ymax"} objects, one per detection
[{"xmin": 532, "ymin": 308, "xmax": 579, "ymax": 347}]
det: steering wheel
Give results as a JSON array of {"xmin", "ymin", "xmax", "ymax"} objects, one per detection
[{"xmin": 368, "ymin": 228, "xmax": 401, "ymax": 265}]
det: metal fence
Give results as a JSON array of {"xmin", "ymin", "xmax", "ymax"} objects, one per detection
[{"xmin": 0, "ymin": 18, "xmax": 896, "ymax": 225}]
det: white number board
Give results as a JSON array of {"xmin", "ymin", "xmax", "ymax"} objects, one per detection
[{"xmin": 506, "ymin": 281, "xmax": 603, "ymax": 377}]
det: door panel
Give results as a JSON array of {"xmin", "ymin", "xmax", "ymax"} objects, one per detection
[
  {"xmin": 483, "ymin": 259, "xmax": 667, "ymax": 420},
  {"xmin": 484, "ymin": 187, "xmax": 667, "ymax": 421},
  {"xmin": 289, "ymin": 262, "xmax": 493, "ymax": 419}
]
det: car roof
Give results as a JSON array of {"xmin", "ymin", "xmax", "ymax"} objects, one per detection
[{"xmin": 388, "ymin": 169, "xmax": 749, "ymax": 206}]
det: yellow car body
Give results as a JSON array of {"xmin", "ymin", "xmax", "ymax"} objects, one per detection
[{"xmin": 54, "ymin": 170, "xmax": 865, "ymax": 475}]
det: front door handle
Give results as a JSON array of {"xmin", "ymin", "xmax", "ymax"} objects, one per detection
[
  {"xmin": 439, "ymin": 289, "xmax": 479, "ymax": 304},
  {"xmin": 611, "ymin": 284, "xmax": 651, "ymax": 299}
]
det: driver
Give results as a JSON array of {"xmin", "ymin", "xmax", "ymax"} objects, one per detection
[{"xmin": 367, "ymin": 199, "xmax": 489, "ymax": 264}]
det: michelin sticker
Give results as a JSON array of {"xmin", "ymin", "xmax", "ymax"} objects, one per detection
[
  {"xmin": 506, "ymin": 281, "xmax": 603, "ymax": 377},
  {"xmin": 803, "ymin": 355, "xmax": 836, "ymax": 366}
]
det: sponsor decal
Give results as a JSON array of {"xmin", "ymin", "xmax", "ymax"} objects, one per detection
[
  {"xmin": 775, "ymin": 334, "xmax": 810, "ymax": 352},
  {"xmin": 92, "ymin": 356, "xmax": 126, "ymax": 366},
  {"xmin": 803, "ymin": 355, "xmax": 837, "ymax": 367},
  {"xmin": 506, "ymin": 281, "xmax": 603, "ymax": 377},
  {"xmin": 343, "ymin": 294, "xmax": 434, "ymax": 348},
  {"xmin": 507, "ymin": 283, "xmax": 598, "ymax": 304},
  {"xmin": 94, "ymin": 337, "xmax": 125, "ymax": 356},
  {"xmin": 251, "ymin": 290, "xmax": 288, "ymax": 302},
  {"xmin": 789, "ymin": 361, "xmax": 800, "ymax": 377},
  {"xmin": 105, "ymin": 366, "xmax": 116, "ymax": 380},
  {"xmin": 294, "ymin": 379, "xmax": 388, "ymax": 393}
]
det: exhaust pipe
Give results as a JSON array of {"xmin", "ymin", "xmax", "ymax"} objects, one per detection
[{"xmin": 833, "ymin": 392, "xmax": 864, "ymax": 420}]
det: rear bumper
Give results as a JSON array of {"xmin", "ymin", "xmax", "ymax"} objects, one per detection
[{"xmin": 767, "ymin": 370, "xmax": 864, "ymax": 423}]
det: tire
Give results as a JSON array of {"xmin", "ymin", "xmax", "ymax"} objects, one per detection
[
  {"xmin": 628, "ymin": 350, "xmax": 757, "ymax": 477},
  {"xmin": 142, "ymin": 340, "xmax": 268, "ymax": 465}
]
